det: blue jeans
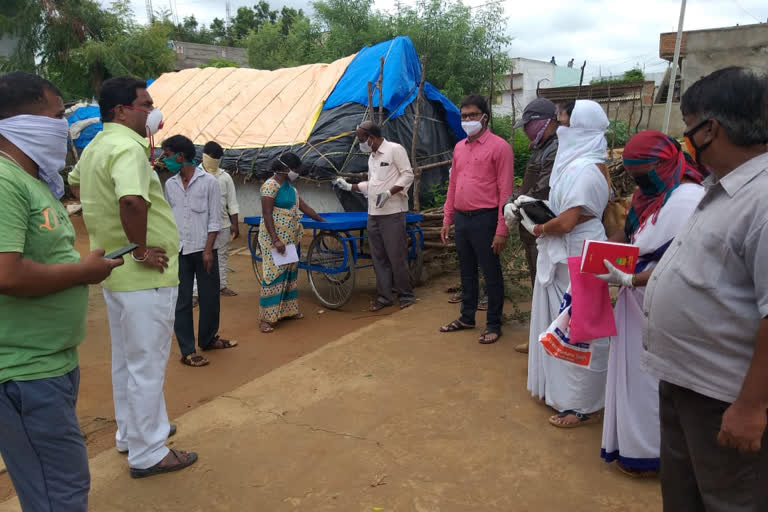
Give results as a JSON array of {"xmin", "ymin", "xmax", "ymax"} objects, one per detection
[{"xmin": 0, "ymin": 367, "xmax": 89, "ymax": 511}]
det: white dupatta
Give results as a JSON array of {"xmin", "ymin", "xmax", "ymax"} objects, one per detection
[{"xmin": 537, "ymin": 101, "xmax": 610, "ymax": 286}]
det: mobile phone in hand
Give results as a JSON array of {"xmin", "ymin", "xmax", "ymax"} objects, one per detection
[{"xmin": 104, "ymin": 243, "xmax": 139, "ymax": 259}]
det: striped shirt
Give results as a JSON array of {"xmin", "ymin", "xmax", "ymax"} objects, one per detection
[{"xmin": 164, "ymin": 167, "xmax": 221, "ymax": 255}]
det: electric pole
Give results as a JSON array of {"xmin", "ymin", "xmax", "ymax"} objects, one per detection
[{"xmin": 663, "ymin": 0, "xmax": 687, "ymax": 134}]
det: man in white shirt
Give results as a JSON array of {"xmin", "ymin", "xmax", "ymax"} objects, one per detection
[
  {"xmin": 200, "ymin": 141, "xmax": 240, "ymax": 296},
  {"xmin": 162, "ymin": 135, "xmax": 237, "ymax": 368},
  {"xmin": 334, "ymin": 121, "xmax": 415, "ymax": 311}
]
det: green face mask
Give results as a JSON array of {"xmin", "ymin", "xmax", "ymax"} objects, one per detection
[{"xmin": 163, "ymin": 153, "xmax": 183, "ymax": 174}]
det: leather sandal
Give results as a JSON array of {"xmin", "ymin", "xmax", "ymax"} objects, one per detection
[{"xmin": 129, "ymin": 449, "xmax": 198, "ymax": 479}]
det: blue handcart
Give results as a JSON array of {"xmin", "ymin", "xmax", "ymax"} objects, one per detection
[{"xmin": 244, "ymin": 212, "xmax": 424, "ymax": 309}]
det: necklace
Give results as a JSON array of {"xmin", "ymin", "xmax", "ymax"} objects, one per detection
[{"xmin": 0, "ymin": 150, "xmax": 22, "ymax": 169}]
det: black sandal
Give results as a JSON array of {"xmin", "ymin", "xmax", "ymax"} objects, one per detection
[
  {"xmin": 370, "ymin": 301, "xmax": 392, "ymax": 312},
  {"xmin": 439, "ymin": 319, "xmax": 475, "ymax": 333},
  {"xmin": 202, "ymin": 335, "xmax": 238, "ymax": 351},
  {"xmin": 478, "ymin": 330, "xmax": 500, "ymax": 344},
  {"xmin": 130, "ymin": 449, "xmax": 198, "ymax": 479},
  {"xmin": 180, "ymin": 354, "xmax": 209, "ymax": 367}
]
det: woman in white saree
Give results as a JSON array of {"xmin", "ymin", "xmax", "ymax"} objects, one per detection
[
  {"xmin": 598, "ymin": 130, "xmax": 706, "ymax": 476},
  {"xmin": 507, "ymin": 100, "xmax": 611, "ymax": 427}
]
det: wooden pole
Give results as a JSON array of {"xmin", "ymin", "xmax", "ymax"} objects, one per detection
[
  {"xmin": 414, "ymin": 158, "xmax": 451, "ymax": 172},
  {"xmin": 411, "ymin": 56, "xmax": 427, "ymax": 212},
  {"xmin": 489, "ymin": 54, "xmax": 494, "ymax": 131},
  {"xmin": 367, "ymin": 82, "xmax": 374, "ymax": 122},
  {"xmin": 378, "ymin": 56, "xmax": 385, "ymax": 125},
  {"xmin": 576, "ymin": 60, "xmax": 587, "ymax": 99}
]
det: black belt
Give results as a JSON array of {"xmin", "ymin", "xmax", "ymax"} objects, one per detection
[{"xmin": 456, "ymin": 208, "xmax": 497, "ymax": 217}]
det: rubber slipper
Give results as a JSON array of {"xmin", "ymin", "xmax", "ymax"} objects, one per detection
[
  {"xmin": 548, "ymin": 410, "xmax": 601, "ymax": 428},
  {"xmin": 220, "ymin": 288, "xmax": 238, "ymax": 296}
]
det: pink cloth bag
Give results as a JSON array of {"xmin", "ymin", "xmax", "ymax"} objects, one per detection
[{"xmin": 567, "ymin": 256, "xmax": 617, "ymax": 343}]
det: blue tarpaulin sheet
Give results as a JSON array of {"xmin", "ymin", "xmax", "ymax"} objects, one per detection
[
  {"xmin": 323, "ymin": 36, "xmax": 465, "ymax": 139},
  {"xmin": 67, "ymin": 105, "xmax": 102, "ymax": 150}
]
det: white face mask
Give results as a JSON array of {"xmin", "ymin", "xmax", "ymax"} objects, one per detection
[
  {"xmin": 461, "ymin": 116, "xmax": 485, "ymax": 137},
  {"xmin": 287, "ymin": 170, "xmax": 299, "ymax": 182},
  {"xmin": 145, "ymin": 108, "xmax": 164, "ymax": 135},
  {"xmin": 0, "ymin": 114, "xmax": 69, "ymax": 198},
  {"xmin": 359, "ymin": 140, "xmax": 372, "ymax": 153}
]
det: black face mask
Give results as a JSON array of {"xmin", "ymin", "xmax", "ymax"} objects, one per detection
[
  {"xmin": 683, "ymin": 119, "xmax": 713, "ymax": 164},
  {"xmin": 632, "ymin": 169, "xmax": 665, "ymax": 195}
]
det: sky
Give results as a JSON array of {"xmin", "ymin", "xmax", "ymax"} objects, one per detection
[{"xmin": 110, "ymin": 0, "xmax": 768, "ymax": 79}]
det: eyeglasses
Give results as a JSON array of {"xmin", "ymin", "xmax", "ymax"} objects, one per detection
[
  {"xmin": 460, "ymin": 112, "xmax": 484, "ymax": 121},
  {"xmin": 683, "ymin": 118, "xmax": 711, "ymax": 139}
]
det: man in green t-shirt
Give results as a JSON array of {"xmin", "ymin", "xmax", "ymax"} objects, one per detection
[
  {"xmin": 68, "ymin": 76, "xmax": 198, "ymax": 478},
  {"xmin": 0, "ymin": 72, "xmax": 122, "ymax": 511}
]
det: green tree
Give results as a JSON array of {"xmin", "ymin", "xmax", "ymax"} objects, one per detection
[
  {"xmin": 391, "ymin": 0, "xmax": 511, "ymax": 103},
  {"xmin": 232, "ymin": 6, "xmax": 257, "ymax": 41},
  {"xmin": 246, "ymin": 11, "xmax": 318, "ymax": 69},
  {"xmin": 312, "ymin": 0, "xmax": 393, "ymax": 61},
  {"xmin": 306, "ymin": 0, "xmax": 510, "ymax": 103},
  {"xmin": 0, "ymin": 0, "xmax": 175, "ymax": 99}
]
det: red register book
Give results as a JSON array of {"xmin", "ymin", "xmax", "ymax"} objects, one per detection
[{"xmin": 580, "ymin": 240, "xmax": 640, "ymax": 274}]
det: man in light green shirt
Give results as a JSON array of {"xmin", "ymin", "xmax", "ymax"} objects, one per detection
[
  {"xmin": 69, "ymin": 76, "xmax": 197, "ymax": 478},
  {"xmin": 0, "ymin": 72, "xmax": 121, "ymax": 512}
]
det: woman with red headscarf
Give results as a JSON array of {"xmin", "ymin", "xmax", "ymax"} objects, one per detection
[{"xmin": 598, "ymin": 130, "xmax": 706, "ymax": 477}]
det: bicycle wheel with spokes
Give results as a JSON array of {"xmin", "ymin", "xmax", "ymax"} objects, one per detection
[{"xmin": 306, "ymin": 231, "xmax": 355, "ymax": 309}]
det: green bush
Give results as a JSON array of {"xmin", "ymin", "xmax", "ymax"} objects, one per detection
[
  {"xmin": 605, "ymin": 119, "xmax": 636, "ymax": 148},
  {"xmin": 491, "ymin": 115, "xmax": 530, "ymax": 186},
  {"xmin": 424, "ymin": 180, "xmax": 449, "ymax": 210}
]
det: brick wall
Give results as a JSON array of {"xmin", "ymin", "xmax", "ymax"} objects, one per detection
[{"xmin": 659, "ymin": 32, "xmax": 688, "ymax": 61}]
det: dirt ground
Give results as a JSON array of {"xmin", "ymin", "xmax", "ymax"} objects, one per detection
[
  {"xmin": 0, "ymin": 217, "xmax": 662, "ymax": 510},
  {"xmin": 0, "ymin": 217, "xmax": 395, "ymax": 502}
]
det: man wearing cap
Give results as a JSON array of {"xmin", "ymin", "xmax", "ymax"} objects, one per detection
[{"xmin": 505, "ymin": 98, "xmax": 559, "ymax": 353}]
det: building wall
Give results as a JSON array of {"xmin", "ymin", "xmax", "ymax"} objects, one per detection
[
  {"xmin": 599, "ymin": 101, "xmax": 687, "ymax": 139},
  {"xmin": 681, "ymin": 24, "xmax": 768, "ymax": 93},
  {"xmin": 172, "ymin": 41, "xmax": 250, "ymax": 70},
  {"xmin": 493, "ymin": 58, "xmax": 580, "ymax": 118}
]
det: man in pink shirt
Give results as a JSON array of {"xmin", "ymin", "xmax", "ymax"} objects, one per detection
[{"xmin": 439, "ymin": 95, "xmax": 514, "ymax": 344}]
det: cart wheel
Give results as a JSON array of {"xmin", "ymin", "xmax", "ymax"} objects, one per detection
[
  {"xmin": 408, "ymin": 229, "xmax": 424, "ymax": 287},
  {"xmin": 248, "ymin": 229, "xmax": 263, "ymax": 282},
  {"xmin": 306, "ymin": 231, "xmax": 355, "ymax": 310}
]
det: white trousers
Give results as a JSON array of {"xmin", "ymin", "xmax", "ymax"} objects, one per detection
[
  {"xmin": 194, "ymin": 229, "xmax": 230, "ymax": 295},
  {"xmin": 103, "ymin": 286, "xmax": 177, "ymax": 469}
]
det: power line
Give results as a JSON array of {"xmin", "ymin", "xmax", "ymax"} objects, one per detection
[{"xmin": 728, "ymin": 0, "xmax": 763, "ymax": 23}]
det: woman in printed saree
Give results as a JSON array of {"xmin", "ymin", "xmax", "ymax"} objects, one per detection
[
  {"xmin": 509, "ymin": 100, "xmax": 611, "ymax": 428},
  {"xmin": 258, "ymin": 152, "xmax": 324, "ymax": 333},
  {"xmin": 598, "ymin": 131, "xmax": 706, "ymax": 476}
]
